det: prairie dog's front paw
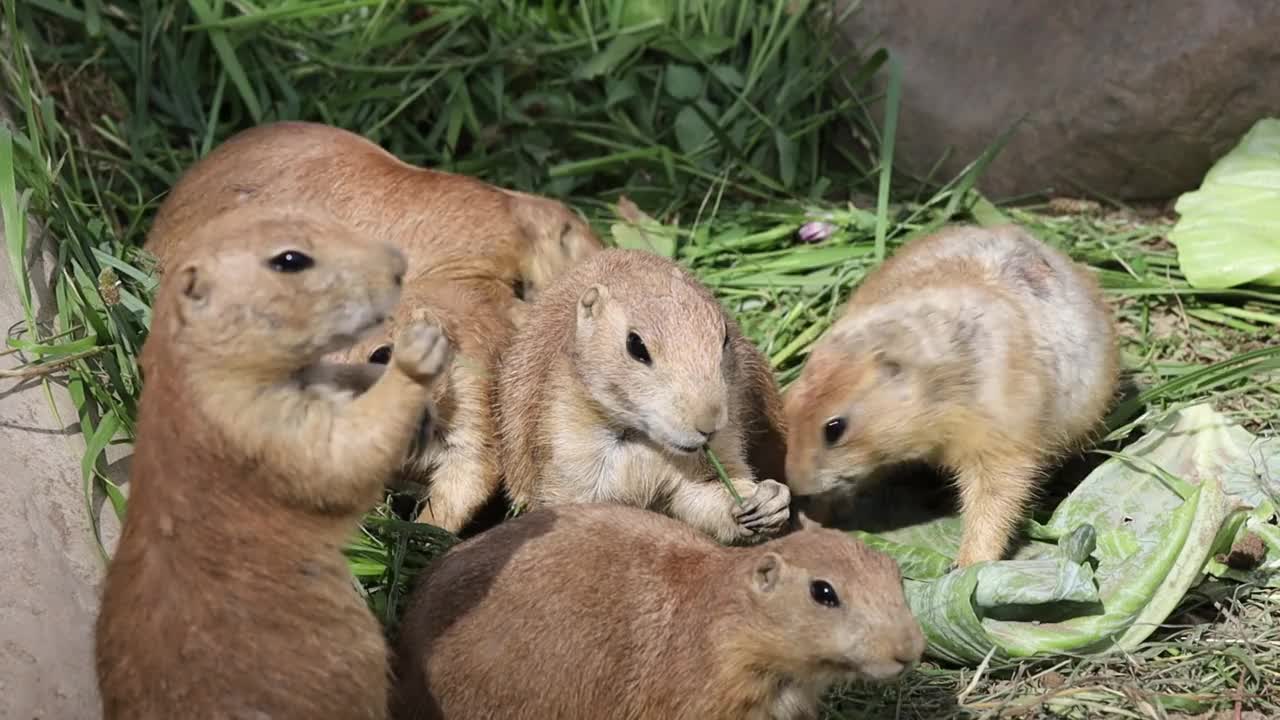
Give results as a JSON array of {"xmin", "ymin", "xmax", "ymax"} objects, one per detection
[
  {"xmin": 394, "ymin": 322, "xmax": 452, "ymax": 383},
  {"xmin": 733, "ymin": 479, "xmax": 791, "ymax": 535}
]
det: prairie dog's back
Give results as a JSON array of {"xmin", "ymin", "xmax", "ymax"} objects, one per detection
[
  {"xmin": 144, "ymin": 121, "xmax": 600, "ymax": 299},
  {"xmin": 393, "ymin": 505, "xmax": 719, "ymax": 719},
  {"xmin": 392, "ymin": 504, "xmax": 924, "ymax": 720},
  {"xmin": 849, "ymin": 224, "xmax": 1116, "ymax": 434}
]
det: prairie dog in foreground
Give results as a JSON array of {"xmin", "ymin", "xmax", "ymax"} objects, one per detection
[
  {"xmin": 496, "ymin": 248, "xmax": 791, "ymax": 544},
  {"xmin": 336, "ymin": 277, "xmax": 515, "ymax": 532},
  {"xmin": 784, "ymin": 224, "xmax": 1118, "ymax": 568},
  {"xmin": 95, "ymin": 207, "xmax": 452, "ymax": 719},
  {"xmin": 143, "ymin": 120, "xmax": 603, "ymax": 317},
  {"xmin": 392, "ymin": 503, "xmax": 925, "ymax": 720}
]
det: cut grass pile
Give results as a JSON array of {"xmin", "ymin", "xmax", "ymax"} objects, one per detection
[{"xmin": 2, "ymin": 1, "xmax": 1278, "ymax": 717}]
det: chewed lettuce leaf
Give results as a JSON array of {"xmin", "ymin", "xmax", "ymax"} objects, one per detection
[
  {"xmin": 851, "ymin": 404, "xmax": 1279, "ymax": 664},
  {"xmin": 1170, "ymin": 117, "xmax": 1280, "ymax": 289}
]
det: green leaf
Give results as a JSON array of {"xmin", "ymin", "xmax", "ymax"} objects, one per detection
[
  {"xmin": 574, "ymin": 33, "xmax": 645, "ymax": 80},
  {"xmin": 709, "ymin": 64, "xmax": 745, "ymax": 89},
  {"xmin": 854, "ymin": 404, "xmax": 1279, "ymax": 664},
  {"xmin": 617, "ymin": 0, "xmax": 670, "ymax": 28},
  {"xmin": 663, "ymin": 64, "xmax": 703, "ymax": 101},
  {"xmin": 1, "ymin": 128, "xmax": 35, "ymax": 324},
  {"xmin": 673, "ymin": 104, "xmax": 712, "ymax": 155},
  {"xmin": 774, "ymin": 129, "xmax": 797, "ymax": 189},
  {"xmin": 185, "ymin": 0, "xmax": 263, "ymax": 123},
  {"xmin": 1170, "ymin": 117, "xmax": 1280, "ymax": 288},
  {"xmin": 650, "ymin": 35, "xmax": 735, "ymax": 63},
  {"xmin": 872, "ymin": 55, "xmax": 901, "ymax": 261}
]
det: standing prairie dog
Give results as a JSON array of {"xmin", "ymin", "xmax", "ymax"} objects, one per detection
[
  {"xmin": 95, "ymin": 206, "xmax": 452, "ymax": 720},
  {"xmin": 496, "ymin": 248, "xmax": 791, "ymax": 544},
  {"xmin": 335, "ymin": 277, "xmax": 515, "ymax": 533},
  {"xmin": 392, "ymin": 503, "xmax": 925, "ymax": 720},
  {"xmin": 143, "ymin": 120, "xmax": 603, "ymax": 320},
  {"xmin": 784, "ymin": 224, "xmax": 1119, "ymax": 568}
]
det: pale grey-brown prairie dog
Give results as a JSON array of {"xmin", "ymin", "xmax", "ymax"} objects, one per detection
[
  {"xmin": 143, "ymin": 120, "xmax": 603, "ymax": 319},
  {"xmin": 95, "ymin": 206, "xmax": 452, "ymax": 720},
  {"xmin": 391, "ymin": 503, "xmax": 925, "ymax": 720},
  {"xmin": 784, "ymin": 224, "xmax": 1118, "ymax": 568},
  {"xmin": 496, "ymin": 248, "xmax": 791, "ymax": 544},
  {"xmin": 335, "ymin": 277, "xmax": 515, "ymax": 532}
]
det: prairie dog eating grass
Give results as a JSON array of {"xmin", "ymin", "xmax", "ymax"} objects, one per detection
[
  {"xmin": 784, "ymin": 224, "xmax": 1118, "ymax": 567},
  {"xmin": 496, "ymin": 248, "xmax": 791, "ymax": 544}
]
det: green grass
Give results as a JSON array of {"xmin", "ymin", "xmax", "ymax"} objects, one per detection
[{"xmin": 2, "ymin": 1, "xmax": 1278, "ymax": 717}]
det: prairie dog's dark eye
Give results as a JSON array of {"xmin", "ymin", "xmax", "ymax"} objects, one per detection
[
  {"xmin": 267, "ymin": 250, "xmax": 314, "ymax": 273},
  {"xmin": 368, "ymin": 345, "xmax": 393, "ymax": 365},
  {"xmin": 722, "ymin": 328, "xmax": 730, "ymax": 350},
  {"xmin": 810, "ymin": 580, "xmax": 840, "ymax": 608},
  {"xmin": 823, "ymin": 417, "xmax": 846, "ymax": 446},
  {"xmin": 626, "ymin": 332, "xmax": 651, "ymax": 365}
]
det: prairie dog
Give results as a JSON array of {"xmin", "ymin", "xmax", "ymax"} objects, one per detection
[
  {"xmin": 94, "ymin": 207, "xmax": 452, "ymax": 720},
  {"xmin": 143, "ymin": 120, "xmax": 603, "ymax": 316},
  {"xmin": 496, "ymin": 248, "xmax": 792, "ymax": 544},
  {"xmin": 336, "ymin": 277, "xmax": 515, "ymax": 532},
  {"xmin": 392, "ymin": 503, "xmax": 925, "ymax": 720},
  {"xmin": 784, "ymin": 224, "xmax": 1119, "ymax": 568}
]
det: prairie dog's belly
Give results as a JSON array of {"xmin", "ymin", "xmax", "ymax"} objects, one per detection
[{"xmin": 545, "ymin": 423, "xmax": 698, "ymax": 508}]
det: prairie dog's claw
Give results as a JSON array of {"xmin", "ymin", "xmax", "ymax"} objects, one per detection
[
  {"xmin": 394, "ymin": 322, "xmax": 452, "ymax": 383},
  {"xmin": 733, "ymin": 479, "xmax": 791, "ymax": 534}
]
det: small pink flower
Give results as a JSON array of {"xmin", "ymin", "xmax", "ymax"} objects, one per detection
[{"xmin": 796, "ymin": 221, "xmax": 836, "ymax": 243}]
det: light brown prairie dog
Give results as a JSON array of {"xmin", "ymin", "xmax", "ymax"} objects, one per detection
[
  {"xmin": 391, "ymin": 503, "xmax": 925, "ymax": 720},
  {"xmin": 333, "ymin": 277, "xmax": 514, "ymax": 533},
  {"xmin": 495, "ymin": 248, "xmax": 791, "ymax": 544},
  {"xmin": 143, "ymin": 120, "xmax": 603, "ymax": 318},
  {"xmin": 784, "ymin": 224, "xmax": 1119, "ymax": 568},
  {"xmin": 94, "ymin": 206, "xmax": 452, "ymax": 720}
]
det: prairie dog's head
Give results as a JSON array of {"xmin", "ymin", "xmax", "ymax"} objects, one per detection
[
  {"xmin": 160, "ymin": 206, "xmax": 405, "ymax": 374},
  {"xmin": 742, "ymin": 528, "xmax": 924, "ymax": 684},
  {"xmin": 503, "ymin": 190, "xmax": 603, "ymax": 302},
  {"xmin": 571, "ymin": 252, "xmax": 733, "ymax": 456},
  {"xmin": 784, "ymin": 312, "xmax": 955, "ymax": 496}
]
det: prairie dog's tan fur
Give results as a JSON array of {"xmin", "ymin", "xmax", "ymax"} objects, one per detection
[
  {"xmin": 784, "ymin": 224, "xmax": 1118, "ymax": 568},
  {"xmin": 336, "ymin": 278, "xmax": 514, "ymax": 532},
  {"xmin": 143, "ymin": 121, "xmax": 603, "ymax": 317},
  {"xmin": 95, "ymin": 207, "xmax": 452, "ymax": 719},
  {"xmin": 392, "ymin": 504, "xmax": 925, "ymax": 720},
  {"xmin": 495, "ymin": 249, "xmax": 791, "ymax": 544}
]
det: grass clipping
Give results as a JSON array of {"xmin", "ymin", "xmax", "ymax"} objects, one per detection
[{"xmin": 852, "ymin": 404, "xmax": 1280, "ymax": 665}]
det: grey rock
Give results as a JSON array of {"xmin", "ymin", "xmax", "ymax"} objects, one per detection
[{"xmin": 838, "ymin": 1, "xmax": 1280, "ymax": 200}]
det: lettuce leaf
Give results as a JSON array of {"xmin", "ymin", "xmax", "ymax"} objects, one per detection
[{"xmin": 1170, "ymin": 117, "xmax": 1280, "ymax": 288}]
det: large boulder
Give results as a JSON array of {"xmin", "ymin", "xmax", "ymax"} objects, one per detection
[{"xmin": 839, "ymin": 1, "xmax": 1280, "ymax": 201}]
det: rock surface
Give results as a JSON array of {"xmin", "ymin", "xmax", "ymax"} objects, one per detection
[
  {"xmin": 0, "ymin": 106, "xmax": 120, "ymax": 720},
  {"xmin": 838, "ymin": 1, "xmax": 1280, "ymax": 200}
]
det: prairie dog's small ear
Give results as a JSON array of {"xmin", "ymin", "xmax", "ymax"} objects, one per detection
[
  {"xmin": 752, "ymin": 552, "xmax": 785, "ymax": 594},
  {"xmin": 175, "ymin": 263, "xmax": 212, "ymax": 321},
  {"xmin": 872, "ymin": 349, "xmax": 904, "ymax": 379},
  {"xmin": 577, "ymin": 284, "xmax": 609, "ymax": 326}
]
